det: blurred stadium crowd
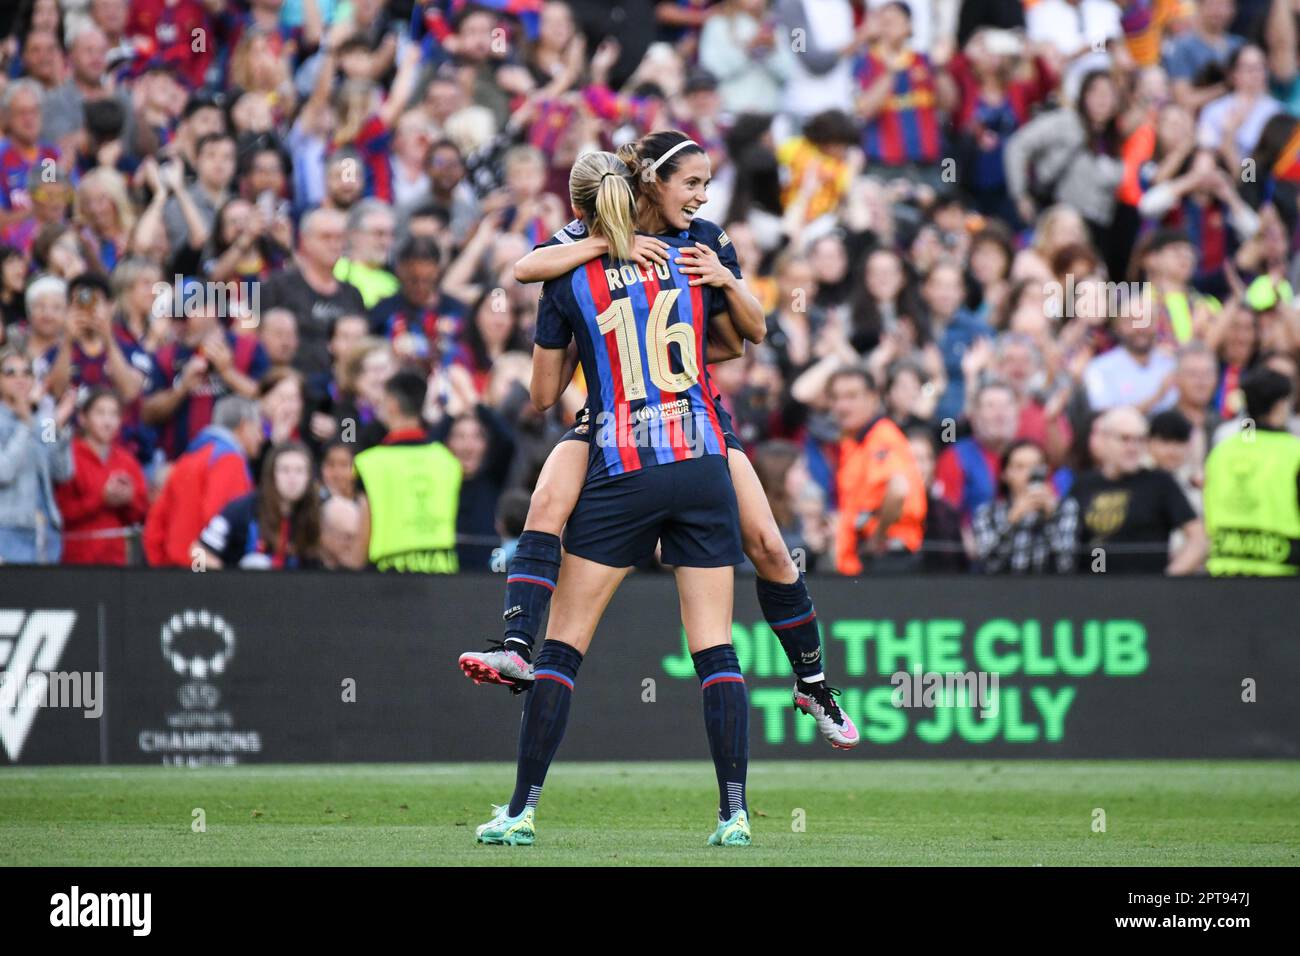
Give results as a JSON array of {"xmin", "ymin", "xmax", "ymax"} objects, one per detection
[{"xmin": 0, "ymin": 0, "xmax": 1299, "ymax": 575}]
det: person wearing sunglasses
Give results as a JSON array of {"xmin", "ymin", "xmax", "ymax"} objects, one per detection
[{"xmin": 0, "ymin": 345, "xmax": 76, "ymax": 564}]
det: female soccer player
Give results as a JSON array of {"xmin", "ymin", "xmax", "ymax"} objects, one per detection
[
  {"xmin": 474, "ymin": 149, "xmax": 752, "ymax": 847},
  {"xmin": 460, "ymin": 131, "xmax": 858, "ymax": 749}
]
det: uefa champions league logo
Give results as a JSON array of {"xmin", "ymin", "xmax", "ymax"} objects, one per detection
[
  {"xmin": 144, "ymin": 609, "xmax": 260, "ymax": 764},
  {"xmin": 161, "ymin": 609, "xmax": 235, "ymax": 681}
]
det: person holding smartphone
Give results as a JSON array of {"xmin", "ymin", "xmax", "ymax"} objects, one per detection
[
  {"xmin": 0, "ymin": 346, "xmax": 75, "ymax": 564},
  {"xmin": 58, "ymin": 272, "xmax": 148, "ymax": 403},
  {"xmin": 972, "ymin": 438, "xmax": 1078, "ymax": 573}
]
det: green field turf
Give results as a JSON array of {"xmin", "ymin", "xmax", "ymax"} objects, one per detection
[{"xmin": 2, "ymin": 761, "xmax": 1297, "ymax": 866}]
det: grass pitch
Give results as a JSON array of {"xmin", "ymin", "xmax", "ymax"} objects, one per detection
[{"xmin": 2, "ymin": 761, "xmax": 1297, "ymax": 866}]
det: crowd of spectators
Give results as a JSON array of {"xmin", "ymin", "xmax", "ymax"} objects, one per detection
[{"xmin": 1, "ymin": 0, "xmax": 1299, "ymax": 576}]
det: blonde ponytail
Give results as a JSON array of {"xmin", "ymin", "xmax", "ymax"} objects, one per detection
[
  {"xmin": 568, "ymin": 151, "xmax": 636, "ymax": 261},
  {"xmin": 593, "ymin": 173, "xmax": 636, "ymax": 261}
]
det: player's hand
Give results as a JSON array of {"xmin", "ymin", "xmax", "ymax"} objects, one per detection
[
  {"xmin": 630, "ymin": 235, "xmax": 670, "ymax": 273},
  {"xmin": 675, "ymin": 243, "xmax": 732, "ymax": 288}
]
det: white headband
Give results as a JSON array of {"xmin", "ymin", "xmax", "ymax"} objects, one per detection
[{"xmin": 649, "ymin": 139, "xmax": 699, "ymax": 174}]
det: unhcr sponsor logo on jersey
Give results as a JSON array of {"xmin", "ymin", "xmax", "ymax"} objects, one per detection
[{"xmin": 594, "ymin": 402, "xmax": 709, "ymax": 457}]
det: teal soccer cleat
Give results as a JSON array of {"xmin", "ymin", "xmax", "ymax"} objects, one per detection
[
  {"xmin": 475, "ymin": 804, "xmax": 536, "ymax": 845},
  {"xmin": 707, "ymin": 809, "xmax": 752, "ymax": 847}
]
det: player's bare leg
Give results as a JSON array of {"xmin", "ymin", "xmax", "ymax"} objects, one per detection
[
  {"xmin": 525, "ymin": 436, "xmax": 589, "ymax": 537},
  {"xmin": 730, "ymin": 450, "xmax": 801, "ymax": 585},
  {"xmin": 460, "ymin": 438, "xmax": 588, "ymax": 691},
  {"xmin": 542, "ymin": 553, "xmax": 632, "ymax": 655},
  {"xmin": 729, "ymin": 449, "xmax": 859, "ymax": 749},
  {"xmin": 675, "ymin": 565, "xmax": 735, "ymax": 654}
]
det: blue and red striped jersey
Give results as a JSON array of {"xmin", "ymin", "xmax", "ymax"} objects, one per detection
[
  {"xmin": 535, "ymin": 225, "xmax": 737, "ymax": 484},
  {"xmin": 0, "ymin": 140, "xmax": 60, "ymax": 208},
  {"xmin": 855, "ymin": 51, "xmax": 942, "ymax": 166},
  {"xmin": 0, "ymin": 139, "xmax": 61, "ymax": 246}
]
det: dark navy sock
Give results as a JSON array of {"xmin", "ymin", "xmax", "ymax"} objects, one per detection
[
  {"xmin": 508, "ymin": 640, "xmax": 583, "ymax": 816},
  {"xmin": 502, "ymin": 531, "xmax": 561, "ymax": 659},
  {"xmin": 693, "ymin": 645, "xmax": 748, "ymax": 820},
  {"xmin": 756, "ymin": 575, "xmax": 825, "ymax": 682}
]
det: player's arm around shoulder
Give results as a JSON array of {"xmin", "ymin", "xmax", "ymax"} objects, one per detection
[
  {"xmin": 514, "ymin": 234, "xmax": 610, "ymax": 283},
  {"xmin": 514, "ymin": 221, "xmax": 671, "ymax": 283}
]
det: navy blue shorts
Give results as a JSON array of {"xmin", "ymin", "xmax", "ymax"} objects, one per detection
[
  {"xmin": 563, "ymin": 454, "xmax": 743, "ymax": 569},
  {"xmin": 562, "ymin": 399, "xmax": 743, "ymax": 451}
]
